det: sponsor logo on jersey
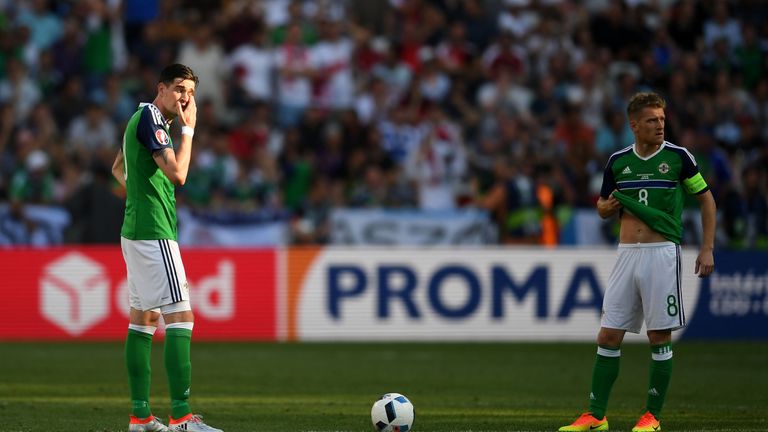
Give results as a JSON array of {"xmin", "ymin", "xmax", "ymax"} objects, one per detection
[
  {"xmin": 658, "ymin": 162, "xmax": 670, "ymax": 174},
  {"xmin": 155, "ymin": 129, "xmax": 169, "ymax": 145},
  {"xmin": 622, "ymin": 166, "xmax": 632, "ymax": 174}
]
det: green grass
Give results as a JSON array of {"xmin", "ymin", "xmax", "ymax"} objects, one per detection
[{"xmin": 0, "ymin": 342, "xmax": 766, "ymax": 431}]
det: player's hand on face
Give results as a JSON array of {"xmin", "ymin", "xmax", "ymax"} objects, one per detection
[
  {"xmin": 176, "ymin": 94, "xmax": 196, "ymax": 129},
  {"xmin": 695, "ymin": 250, "xmax": 714, "ymax": 278}
]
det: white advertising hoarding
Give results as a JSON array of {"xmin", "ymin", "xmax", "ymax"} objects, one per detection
[{"xmin": 288, "ymin": 248, "xmax": 702, "ymax": 341}]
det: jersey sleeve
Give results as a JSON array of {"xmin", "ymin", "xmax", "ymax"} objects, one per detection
[
  {"xmin": 136, "ymin": 105, "xmax": 173, "ymax": 154},
  {"xmin": 599, "ymin": 159, "xmax": 617, "ymax": 198},
  {"xmin": 679, "ymin": 149, "xmax": 709, "ymax": 195}
]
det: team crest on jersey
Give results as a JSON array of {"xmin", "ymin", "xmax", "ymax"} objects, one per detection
[
  {"xmin": 658, "ymin": 162, "xmax": 670, "ymax": 174},
  {"xmin": 155, "ymin": 129, "xmax": 169, "ymax": 145}
]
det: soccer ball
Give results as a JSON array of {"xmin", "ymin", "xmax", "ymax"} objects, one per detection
[{"xmin": 371, "ymin": 393, "xmax": 415, "ymax": 432}]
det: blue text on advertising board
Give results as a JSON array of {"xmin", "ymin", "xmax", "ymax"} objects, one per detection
[{"xmin": 327, "ymin": 265, "xmax": 604, "ymax": 319}]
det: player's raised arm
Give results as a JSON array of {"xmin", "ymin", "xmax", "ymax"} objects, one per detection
[{"xmin": 152, "ymin": 78, "xmax": 197, "ymax": 186}]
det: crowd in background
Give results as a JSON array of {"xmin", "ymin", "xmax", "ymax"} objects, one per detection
[{"xmin": 0, "ymin": 0, "xmax": 766, "ymax": 248}]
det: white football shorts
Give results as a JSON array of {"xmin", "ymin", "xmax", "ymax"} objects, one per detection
[
  {"xmin": 601, "ymin": 241, "xmax": 685, "ymax": 333},
  {"xmin": 121, "ymin": 237, "xmax": 191, "ymax": 312}
]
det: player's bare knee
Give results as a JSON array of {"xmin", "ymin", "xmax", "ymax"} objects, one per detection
[
  {"xmin": 162, "ymin": 301, "xmax": 194, "ymax": 324},
  {"xmin": 597, "ymin": 328, "xmax": 625, "ymax": 347},
  {"xmin": 129, "ymin": 308, "xmax": 161, "ymax": 326},
  {"xmin": 647, "ymin": 329, "xmax": 672, "ymax": 345}
]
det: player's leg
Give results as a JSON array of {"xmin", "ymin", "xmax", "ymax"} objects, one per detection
[
  {"xmin": 589, "ymin": 327, "xmax": 626, "ymax": 419},
  {"xmin": 164, "ymin": 307, "xmax": 221, "ymax": 432},
  {"xmin": 122, "ymin": 238, "xmax": 171, "ymax": 431},
  {"xmin": 560, "ymin": 246, "xmax": 642, "ymax": 431},
  {"xmin": 126, "ymin": 308, "xmax": 161, "ymax": 420},
  {"xmin": 634, "ymin": 243, "xmax": 681, "ymax": 431},
  {"xmin": 159, "ymin": 240, "xmax": 223, "ymax": 432},
  {"xmin": 631, "ymin": 329, "xmax": 671, "ymax": 432},
  {"xmin": 559, "ymin": 326, "xmax": 624, "ymax": 431},
  {"xmin": 163, "ymin": 308, "xmax": 194, "ymax": 421}
]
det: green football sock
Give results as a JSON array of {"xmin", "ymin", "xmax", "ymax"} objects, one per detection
[
  {"xmin": 165, "ymin": 325, "xmax": 193, "ymax": 419},
  {"xmin": 646, "ymin": 342, "xmax": 673, "ymax": 418},
  {"xmin": 126, "ymin": 328, "xmax": 154, "ymax": 418},
  {"xmin": 588, "ymin": 345, "xmax": 621, "ymax": 419}
]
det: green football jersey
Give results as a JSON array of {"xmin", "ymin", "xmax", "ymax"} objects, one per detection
[
  {"xmin": 120, "ymin": 103, "xmax": 177, "ymax": 240},
  {"xmin": 600, "ymin": 142, "xmax": 709, "ymax": 244}
]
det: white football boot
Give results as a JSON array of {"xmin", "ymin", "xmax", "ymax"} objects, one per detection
[
  {"xmin": 168, "ymin": 414, "xmax": 223, "ymax": 432},
  {"xmin": 129, "ymin": 415, "xmax": 170, "ymax": 432}
]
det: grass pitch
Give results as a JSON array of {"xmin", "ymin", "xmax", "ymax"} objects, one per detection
[{"xmin": 0, "ymin": 341, "xmax": 766, "ymax": 431}]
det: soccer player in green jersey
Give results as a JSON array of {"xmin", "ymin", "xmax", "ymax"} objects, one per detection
[
  {"xmin": 559, "ymin": 92, "xmax": 716, "ymax": 432},
  {"xmin": 112, "ymin": 63, "xmax": 222, "ymax": 432}
]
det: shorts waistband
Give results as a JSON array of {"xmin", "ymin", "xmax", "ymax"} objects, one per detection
[{"xmin": 617, "ymin": 241, "xmax": 676, "ymax": 248}]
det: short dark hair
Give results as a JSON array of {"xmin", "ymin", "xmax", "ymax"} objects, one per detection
[
  {"xmin": 158, "ymin": 63, "xmax": 199, "ymax": 87},
  {"xmin": 627, "ymin": 92, "xmax": 666, "ymax": 118}
]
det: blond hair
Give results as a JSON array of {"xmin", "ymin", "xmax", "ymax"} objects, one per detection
[{"xmin": 627, "ymin": 92, "xmax": 666, "ymax": 118}]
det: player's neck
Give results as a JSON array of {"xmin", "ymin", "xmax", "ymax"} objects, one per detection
[
  {"xmin": 635, "ymin": 141, "xmax": 662, "ymax": 157},
  {"xmin": 152, "ymin": 97, "xmax": 175, "ymax": 123}
]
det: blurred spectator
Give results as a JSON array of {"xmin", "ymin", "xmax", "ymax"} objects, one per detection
[
  {"xmin": 122, "ymin": 0, "xmax": 160, "ymax": 53},
  {"xmin": 66, "ymin": 101, "xmax": 118, "ymax": 161},
  {"xmin": 16, "ymin": 0, "xmax": 63, "ymax": 51},
  {"xmin": 377, "ymin": 105, "xmax": 424, "ymax": 166},
  {"xmin": 553, "ymin": 102, "xmax": 598, "ymax": 207},
  {"xmin": 498, "ymin": 0, "xmax": 539, "ymax": 40},
  {"xmin": 270, "ymin": 0, "xmax": 317, "ymax": 45},
  {"xmin": 176, "ymin": 22, "xmax": 227, "ymax": 119},
  {"xmin": 227, "ymin": 27, "xmax": 274, "ymax": 105},
  {"xmin": 51, "ymin": 16, "xmax": 85, "ymax": 79},
  {"xmin": 435, "ymin": 21, "xmax": 477, "ymax": 77},
  {"xmin": 0, "ymin": 58, "xmax": 41, "ymax": 124},
  {"xmin": 417, "ymin": 53, "xmax": 451, "ymax": 103},
  {"xmin": 291, "ymin": 175, "xmax": 333, "ymax": 244},
  {"xmin": 371, "ymin": 42, "xmax": 412, "ymax": 102},
  {"xmin": 721, "ymin": 163, "xmax": 768, "ymax": 249},
  {"xmin": 35, "ymin": 49, "xmax": 63, "ymax": 97},
  {"xmin": 458, "ymin": 0, "xmax": 497, "ymax": 50},
  {"xmin": 10, "ymin": 149, "xmax": 53, "ymax": 205},
  {"xmin": 595, "ymin": 108, "xmax": 634, "ymax": 157},
  {"xmin": 90, "ymin": 72, "xmax": 135, "ymax": 124},
  {"xmin": 228, "ymin": 103, "xmax": 278, "ymax": 160},
  {"xmin": 666, "ymin": 0, "xmax": 703, "ymax": 52},
  {"xmin": 703, "ymin": 1, "xmax": 742, "ymax": 49},
  {"xmin": 64, "ymin": 159, "xmax": 124, "ymax": 243},
  {"xmin": 733, "ymin": 23, "xmax": 764, "ymax": 90},
  {"xmin": 405, "ymin": 105, "xmax": 467, "ymax": 211},
  {"xmin": 79, "ymin": 0, "xmax": 127, "ymax": 86},
  {"xmin": 274, "ymin": 22, "xmax": 315, "ymax": 127},
  {"xmin": 477, "ymin": 65, "xmax": 533, "ymax": 120},
  {"xmin": 312, "ymin": 19, "xmax": 355, "ymax": 110},
  {"xmin": 481, "ymin": 31, "xmax": 526, "ymax": 81},
  {"xmin": 279, "ymin": 128, "xmax": 313, "ymax": 210}
]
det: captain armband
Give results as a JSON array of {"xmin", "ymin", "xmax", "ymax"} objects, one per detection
[{"xmin": 683, "ymin": 172, "xmax": 708, "ymax": 194}]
